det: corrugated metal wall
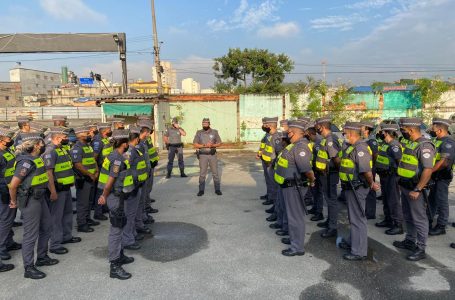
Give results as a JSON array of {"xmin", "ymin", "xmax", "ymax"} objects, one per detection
[{"xmin": 0, "ymin": 106, "xmax": 102, "ymax": 121}]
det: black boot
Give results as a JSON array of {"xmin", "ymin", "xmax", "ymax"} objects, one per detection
[
  {"xmin": 119, "ymin": 250, "xmax": 134, "ymax": 265},
  {"xmin": 385, "ymin": 223, "xmax": 404, "ymax": 235},
  {"xmin": 375, "ymin": 219, "xmax": 393, "ymax": 228},
  {"xmin": 110, "ymin": 260, "xmax": 132, "ymax": 280},
  {"xmin": 429, "ymin": 224, "xmax": 446, "ymax": 236},
  {"xmin": 180, "ymin": 169, "xmax": 188, "ymax": 178},
  {"xmin": 0, "ymin": 263, "xmax": 14, "ymax": 272},
  {"xmin": 166, "ymin": 170, "xmax": 171, "ymax": 179},
  {"xmin": 311, "ymin": 213, "xmax": 324, "ymax": 222},
  {"xmin": 24, "ymin": 265, "xmax": 46, "ymax": 279}
]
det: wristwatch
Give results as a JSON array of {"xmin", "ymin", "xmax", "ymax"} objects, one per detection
[{"xmin": 413, "ymin": 188, "xmax": 422, "ymax": 193}]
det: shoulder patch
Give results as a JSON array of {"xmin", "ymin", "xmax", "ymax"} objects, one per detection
[
  {"xmin": 446, "ymin": 143, "xmax": 452, "ymax": 149},
  {"xmin": 299, "ymin": 151, "xmax": 306, "ymax": 157},
  {"xmin": 72, "ymin": 149, "xmax": 78, "ymax": 153},
  {"xmin": 358, "ymin": 151, "xmax": 365, "ymax": 157},
  {"xmin": 275, "ymin": 139, "xmax": 280, "ymax": 144},
  {"xmin": 113, "ymin": 165, "xmax": 120, "ymax": 173},
  {"xmin": 44, "ymin": 154, "xmax": 52, "ymax": 159},
  {"xmin": 328, "ymin": 141, "xmax": 333, "ymax": 147},
  {"xmin": 113, "ymin": 160, "xmax": 122, "ymax": 166},
  {"xmin": 19, "ymin": 168, "xmax": 27, "ymax": 177},
  {"xmin": 423, "ymin": 153, "xmax": 431, "ymax": 159},
  {"xmin": 422, "ymin": 148, "xmax": 431, "ymax": 153},
  {"xmin": 392, "ymin": 147, "xmax": 400, "ymax": 152},
  {"xmin": 22, "ymin": 162, "xmax": 31, "ymax": 168},
  {"xmin": 372, "ymin": 141, "xmax": 377, "ymax": 145}
]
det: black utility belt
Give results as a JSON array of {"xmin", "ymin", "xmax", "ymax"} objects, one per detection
[
  {"xmin": 113, "ymin": 191, "xmax": 130, "ymax": 199},
  {"xmin": 341, "ymin": 181, "xmax": 368, "ymax": 191},
  {"xmin": 169, "ymin": 143, "xmax": 183, "ymax": 147},
  {"xmin": 432, "ymin": 171, "xmax": 453, "ymax": 181},
  {"xmin": 199, "ymin": 150, "xmax": 216, "ymax": 155},
  {"xmin": 398, "ymin": 178, "xmax": 418, "ymax": 190},
  {"xmin": 280, "ymin": 179, "xmax": 309, "ymax": 189},
  {"xmin": 55, "ymin": 183, "xmax": 72, "ymax": 192}
]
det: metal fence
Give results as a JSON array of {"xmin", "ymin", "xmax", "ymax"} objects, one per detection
[{"xmin": 0, "ymin": 106, "xmax": 102, "ymax": 121}]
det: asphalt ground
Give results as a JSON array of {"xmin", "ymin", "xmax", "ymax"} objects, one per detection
[{"xmin": 1, "ymin": 150, "xmax": 455, "ymax": 300}]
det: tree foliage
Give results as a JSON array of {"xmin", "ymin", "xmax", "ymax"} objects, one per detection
[
  {"xmin": 414, "ymin": 78, "xmax": 450, "ymax": 122},
  {"xmin": 213, "ymin": 48, "xmax": 294, "ymax": 94}
]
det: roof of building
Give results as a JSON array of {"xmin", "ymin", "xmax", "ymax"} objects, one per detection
[{"xmin": 9, "ymin": 67, "xmax": 60, "ymax": 75}]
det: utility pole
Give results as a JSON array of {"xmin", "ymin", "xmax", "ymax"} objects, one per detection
[
  {"xmin": 321, "ymin": 60, "xmax": 327, "ymax": 82},
  {"xmin": 151, "ymin": 0, "xmax": 163, "ymax": 95}
]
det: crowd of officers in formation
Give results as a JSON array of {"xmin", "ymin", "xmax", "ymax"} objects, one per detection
[
  {"xmin": 0, "ymin": 115, "xmax": 162, "ymax": 280},
  {"xmin": 257, "ymin": 116, "xmax": 455, "ymax": 261}
]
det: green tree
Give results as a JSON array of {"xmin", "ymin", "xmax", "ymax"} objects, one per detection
[
  {"xmin": 327, "ymin": 85, "xmax": 353, "ymax": 126},
  {"xmin": 213, "ymin": 48, "xmax": 294, "ymax": 94},
  {"xmin": 413, "ymin": 78, "xmax": 450, "ymax": 122}
]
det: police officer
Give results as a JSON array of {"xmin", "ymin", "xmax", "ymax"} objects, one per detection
[
  {"xmin": 123, "ymin": 126, "xmax": 150, "ymax": 250},
  {"xmin": 307, "ymin": 123, "xmax": 324, "ymax": 222},
  {"xmin": 394, "ymin": 117, "xmax": 435, "ymax": 261},
  {"xmin": 273, "ymin": 120, "xmax": 315, "ymax": 256},
  {"xmin": 338, "ymin": 122, "xmax": 379, "ymax": 261},
  {"xmin": 45, "ymin": 116, "xmax": 68, "ymax": 145},
  {"xmin": 43, "ymin": 127, "xmax": 81, "ymax": 255},
  {"xmin": 13, "ymin": 116, "xmax": 32, "ymax": 148},
  {"xmin": 428, "ymin": 118, "xmax": 455, "ymax": 236},
  {"xmin": 375, "ymin": 123, "xmax": 403, "ymax": 235},
  {"xmin": 164, "ymin": 117, "xmax": 187, "ymax": 178},
  {"xmin": 261, "ymin": 117, "xmax": 281, "ymax": 222},
  {"xmin": 141, "ymin": 120, "xmax": 159, "ymax": 216},
  {"xmin": 0, "ymin": 128, "xmax": 20, "ymax": 272},
  {"xmin": 97, "ymin": 129, "xmax": 135, "ymax": 280},
  {"xmin": 71, "ymin": 126, "xmax": 100, "ymax": 232},
  {"xmin": 92, "ymin": 123, "xmax": 113, "ymax": 221},
  {"xmin": 314, "ymin": 116, "xmax": 342, "ymax": 238},
  {"xmin": 193, "ymin": 118, "xmax": 222, "ymax": 196},
  {"xmin": 137, "ymin": 120, "xmax": 156, "ymax": 225},
  {"xmin": 257, "ymin": 117, "xmax": 272, "ymax": 203},
  {"xmin": 270, "ymin": 119, "xmax": 290, "ymax": 236},
  {"xmin": 361, "ymin": 121, "xmax": 379, "ymax": 219},
  {"xmin": 9, "ymin": 133, "xmax": 58, "ymax": 279}
]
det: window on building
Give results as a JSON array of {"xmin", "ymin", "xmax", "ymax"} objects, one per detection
[
  {"xmin": 50, "ymin": 77, "xmax": 54, "ymax": 80},
  {"xmin": 36, "ymin": 84, "xmax": 39, "ymax": 88},
  {"xmin": 44, "ymin": 76, "xmax": 48, "ymax": 80},
  {"xmin": 58, "ymin": 91, "xmax": 62, "ymax": 96},
  {"xmin": 80, "ymin": 90, "xmax": 84, "ymax": 95},
  {"xmin": 5, "ymin": 96, "xmax": 9, "ymax": 101},
  {"xmin": 36, "ymin": 75, "xmax": 40, "ymax": 79}
]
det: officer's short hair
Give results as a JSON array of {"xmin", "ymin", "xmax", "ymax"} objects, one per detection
[
  {"xmin": 384, "ymin": 130, "xmax": 398, "ymax": 138},
  {"xmin": 433, "ymin": 123, "xmax": 449, "ymax": 131},
  {"xmin": 319, "ymin": 122, "xmax": 331, "ymax": 130}
]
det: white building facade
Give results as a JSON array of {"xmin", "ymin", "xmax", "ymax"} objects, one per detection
[
  {"xmin": 182, "ymin": 77, "xmax": 201, "ymax": 94},
  {"xmin": 9, "ymin": 67, "xmax": 61, "ymax": 97},
  {"xmin": 153, "ymin": 61, "xmax": 177, "ymax": 89}
]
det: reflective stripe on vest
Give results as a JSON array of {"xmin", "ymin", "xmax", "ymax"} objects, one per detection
[
  {"xmin": 261, "ymin": 136, "xmax": 274, "ymax": 162},
  {"xmin": 339, "ymin": 146, "xmax": 355, "ymax": 182},
  {"xmin": 274, "ymin": 144, "xmax": 295, "ymax": 184},
  {"xmin": 375, "ymin": 144, "xmax": 391, "ymax": 171},
  {"xmin": 2, "ymin": 151, "xmax": 15, "ymax": 184},
  {"xmin": 433, "ymin": 139, "xmax": 443, "ymax": 161},
  {"xmin": 98, "ymin": 157, "xmax": 134, "ymax": 193},
  {"xmin": 397, "ymin": 141, "xmax": 435, "ymax": 179},
  {"xmin": 147, "ymin": 137, "xmax": 160, "ymax": 163},
  {"xmin": 101, "ymin": 138, "xmax": 114, "ymax": 157},
  {"xmin": 81, "ymin": 146, "xmax": 97, "ymax": 174},
  {"xmin": 136, "ymin": 149, "xmax": 148, "ymax": 183},
  {"xmin": 315, "ymin": 139, "xmax": 329, "ymax": 171},
  {"xmin": 54, "ymin": 148, "xmax": 75, "ymax": 185},
  {"xmin": 31, "ymin": 158, "xmax": 49, "ymax": 187}
]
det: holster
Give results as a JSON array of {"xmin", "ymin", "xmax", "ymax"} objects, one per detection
[
  {"xmin": 195, "ymin": 150, "xmax": 200, "ymax": 160},
  {"xmin": 398, "ymin": 178, "xmax": 418, "ymax": 190},
  {"xmin": 280, "ymin": 179, "xmax": 309, "ymax": 189},
  {"xmin": 109, "ymin": 208, "xmax": 127, "ymax": 228},
  {"xmin": 55, "ymin": 183, "xmax": 71, "ymax": 192},
  {"xmin": 17, "ymin": 190, "xmax": 32, "ymax": 209}
]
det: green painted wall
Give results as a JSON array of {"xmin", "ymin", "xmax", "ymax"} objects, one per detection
[
  {"xmin": 240, "ymin": 94, "xmax": 289, "ymax": 142},
  {"xmin": 169, "ymin": 101, "xmax": 238, "ymax": 143}
]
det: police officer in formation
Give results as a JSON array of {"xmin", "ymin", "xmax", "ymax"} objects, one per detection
[
  {"xmin": 92, "ymin": 122, "xmax": 113, "ymax": 221},
  {"xmin": 394, "ymin": 117, "xmax": 436, "ymax": 261},
  {"xmin": 314, "ymin": 117, "xmax": 342, "ymax": 238},
  {"xmin": 164, "ymin": 117, "xmax": 187, "ymax": 178},
  {"xmin": 260, "ymin": 117, "xmax": 282, "ymax": 222},
  {"xmin": 269, "ymin": 119, "xmax": 290, "ymax": 237},
  {"xmin": 273, "ymin": 120, "xmax": 315, "ymax": 256},
  {"xmin": 44, "ymin": 127, "xmax": 81, "ymax": 255},
  {"xmin": 257, "ymin": 118, "xmax": 271, "ymax": 201},
  {"xmin": 428, "ymin": 118, "xmax": 455, "ymax": 236},
  {"xmin": 193, "ymin": 118, "xmax": 222, "ymax": 196},
  {"xmin": 97, "ymin": 129, "xmax": 135, "ymax": 280},
  {"xmin": 0, "ymin": 128, "xmax": 20, "ymax": 272},
  {"xmin": 374, "ymin": 123, "xmax": 404, "ymax": 235},
  {"xmin": 361, "ymin": 121, "xmax": 379, "ymax": 219},
  {"xmin": 9, "ymin": 133, "xmax": 58, "ymax": 279},
  {"xmin": 338, "ymin": 122, "xmax": 379, "ymax": 260},
  {"xmin": 71, "ymin": 126, "xmax": 100, "ymax": 233}
]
